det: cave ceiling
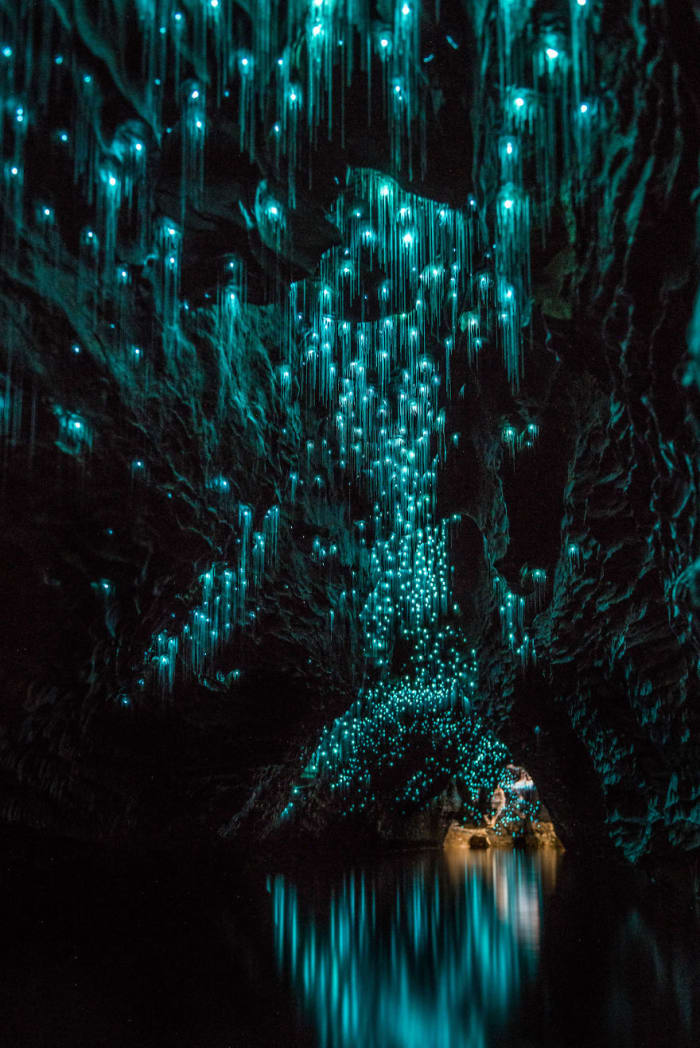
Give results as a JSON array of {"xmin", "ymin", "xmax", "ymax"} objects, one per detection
[{"xmin": 0, "ymin": 0, "xmax": 697, "ymax": 863}]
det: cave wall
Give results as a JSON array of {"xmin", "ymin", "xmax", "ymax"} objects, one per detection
[{"xmin": 0, "ymin": 0, "xmax": 697, "ymax": 863}]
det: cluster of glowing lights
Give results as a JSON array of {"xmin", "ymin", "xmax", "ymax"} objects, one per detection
[
  {"xmin": 0, "ymin": 0, "xmax": 603, "ymax": 704},
  {"xmin": 281, "ymin": 632, "xmax": 512, "ymax": 821},
  {"xmin": 145, "ymin": 503, "xmax": 281, "ymax": 689},
  {"xmin": 284, "ymin": 169, "xmax": 478, "ymax": 664},
  {"xmin": 493, "ymin": 0, "xmax": 598, "ymax": 382},
  {"xmin": 491, "ymin": 569, "xmax": 549, "ymax": 666}
]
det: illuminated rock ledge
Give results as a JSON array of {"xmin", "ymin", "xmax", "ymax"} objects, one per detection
[{"xmin": 444, "ymin": 820, "xmax": 564, "ymax": 851}]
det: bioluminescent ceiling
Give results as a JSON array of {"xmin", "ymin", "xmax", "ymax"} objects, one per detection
[{"xmin": 0, "ymin": 1, "xmax": 697, "ymax": 860}]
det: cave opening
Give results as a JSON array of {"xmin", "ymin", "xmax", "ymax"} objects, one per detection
[{"xmin": 0, "ymin": 0, "xmax": 698, "ymax": 1045}]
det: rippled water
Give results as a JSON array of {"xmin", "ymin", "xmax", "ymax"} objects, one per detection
[
  {"xmin": 269, "ymin": 849, "xmax": 559, "ymax": 1048},
  {"xmin": 268, "ymin": 848, "xmax": 699, "ymax": 1048},
  {"xmin": 1, "ymin": 836, "xmax": 697, "ymax": 1047}
]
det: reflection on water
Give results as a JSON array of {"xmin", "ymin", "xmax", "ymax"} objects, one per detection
[
  {"xmin": 270, "ymin": 850, "xmax": 560, "ymax": 1048},
  {"xmin": 0, "ymin": 837, "xmax": 698, "ymax": 1046}
]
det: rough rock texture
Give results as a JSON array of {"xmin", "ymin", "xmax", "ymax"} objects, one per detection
[
  {"xmin": 443, "ymin": 820, "xmax": 562, "ymax": 850},
  {"xmin": 0, "ymin": 0, "xmax": 697, "ymax": 866}
]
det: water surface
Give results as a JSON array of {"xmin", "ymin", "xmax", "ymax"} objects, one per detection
[
  {"xmin": 0, "ymin": 836, "xmax": 697, "ymax": 1047},
  {"xmin": 270, "ymin": 848, "xmax": 558, "ymax": 1048},
  {"xmin": 269, "ymin": 847, "xmax": 698, "ymax": 1048}
]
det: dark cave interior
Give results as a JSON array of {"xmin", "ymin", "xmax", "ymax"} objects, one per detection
[{"xmin": 0, "ymin": 5, "xmax": 698, "ymax": 1038}]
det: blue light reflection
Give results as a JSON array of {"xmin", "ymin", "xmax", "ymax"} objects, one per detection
[{"xmin": 271, "ymin": 849, "xmax": 560, "ymax": 1048}]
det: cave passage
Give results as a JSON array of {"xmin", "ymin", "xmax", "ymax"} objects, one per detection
[{"xmin": 0, "ymin": 0, "xmax": 698, "ymax": 1044}]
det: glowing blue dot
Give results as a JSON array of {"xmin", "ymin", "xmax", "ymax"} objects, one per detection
[{"xmin": 2, "ymin": 45, "xmax": 13, "ymax": 58}]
